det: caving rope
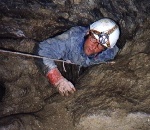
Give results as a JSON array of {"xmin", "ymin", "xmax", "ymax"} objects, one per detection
[
  {"xmin": 0, "ymin": 49, "xmax": 115, "ymax": 72},
  {"xmin": 0, "ymin": 49, "xmax": 76, "ymax": 72}
]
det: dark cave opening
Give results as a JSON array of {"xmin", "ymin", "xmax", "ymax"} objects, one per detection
[{"xmin": 0, "ymin": 82, "xmax": 6, "ymax": 102}]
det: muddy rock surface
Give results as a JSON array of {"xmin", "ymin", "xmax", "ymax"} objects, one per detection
[{"xmin": 0, "ymin": 0, "xmax": 150, "ymax": 130}]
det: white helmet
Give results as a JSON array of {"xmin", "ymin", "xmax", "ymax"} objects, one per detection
[{"xmin": 90, "ymin": 18, "xmax": 120, "ymax": 48}]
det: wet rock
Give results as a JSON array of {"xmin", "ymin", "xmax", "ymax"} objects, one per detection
[{"xmin": 76, "ymin": 111, "xmax": 150, "ymax": 130}]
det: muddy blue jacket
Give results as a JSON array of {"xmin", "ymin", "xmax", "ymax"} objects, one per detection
[{"xmin": 37, "ymin": 26, "xmax": 119, "ymax": 74}]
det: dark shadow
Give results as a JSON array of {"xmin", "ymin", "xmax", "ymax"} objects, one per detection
[{"xmin": 0, "ymin": 81, "xmax": 6, "ymax": 102}]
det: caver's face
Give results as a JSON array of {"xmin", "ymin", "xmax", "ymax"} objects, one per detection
[{"xmin": 84, "ymin": 34, "xmax": 106, "ymax": 56}]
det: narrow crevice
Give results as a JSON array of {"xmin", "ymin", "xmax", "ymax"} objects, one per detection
[{"xmin": 0, "ymin": 81, "xmax": 5, "ymax": 102}]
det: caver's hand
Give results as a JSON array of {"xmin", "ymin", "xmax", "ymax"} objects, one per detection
[
  {"xmin": 55, "ymin": 78, "xmax": 76, "ymax": 96},
  {"xmin": 47, "ymin": 68, "xmax": 76, "ymax": 96}
]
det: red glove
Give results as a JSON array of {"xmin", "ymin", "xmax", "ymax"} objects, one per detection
[{"xmin": 47, "ymin": 68, "xmax": 76, "ymax": 96}]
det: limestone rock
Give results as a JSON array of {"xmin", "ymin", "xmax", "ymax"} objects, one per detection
[{"xmin": 0, "ymin": 0, "xmax": 150, "ymax": 130}]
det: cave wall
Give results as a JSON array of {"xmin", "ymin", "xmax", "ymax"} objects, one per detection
[{"xmin": 0, "ymin": 0, "xmax": 150, "ymax": 130}]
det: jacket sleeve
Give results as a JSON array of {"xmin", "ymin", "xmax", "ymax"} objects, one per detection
[
  {"xmin": 36, "ymin": 31, "xmax": 71, "ymax": 75},
  {"xmin": 87, "ymin": 45, "xmax": 119, "ymax": 65}
]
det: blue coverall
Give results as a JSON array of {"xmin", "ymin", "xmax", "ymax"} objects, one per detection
[{"xmin": 37, "ymin": 26, "xmax": 119, "ymax": 75}]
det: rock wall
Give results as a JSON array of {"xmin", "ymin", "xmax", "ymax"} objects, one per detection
[{"xmin": 0, "ymin": 0, "xmax": 150, "ymax": 130}]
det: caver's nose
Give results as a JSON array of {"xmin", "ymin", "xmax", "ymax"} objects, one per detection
[{"xmin": 89, "ymin": 42, "xmax": 97, "ymax": 51}]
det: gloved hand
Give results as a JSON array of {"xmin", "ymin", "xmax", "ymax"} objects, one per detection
[
  {"xmin": 47, "ymin": 68, "xmax": 76, "ymax": 96},
  {"xmin": 55, "ymin": 78, "xmax": 76, "ymax": 96}
]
